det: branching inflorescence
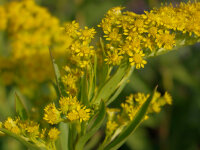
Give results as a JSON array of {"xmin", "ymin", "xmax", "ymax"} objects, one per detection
[{"xmin": 0, "ymin": 1, "xmax": 200, "ymax": 150}]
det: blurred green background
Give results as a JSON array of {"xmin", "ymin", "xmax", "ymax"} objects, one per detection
[{"xmin": 0, "ymin": 0, "xmax": 200, "ymax": 150}]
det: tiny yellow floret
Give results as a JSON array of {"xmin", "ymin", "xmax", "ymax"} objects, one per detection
[
  {"xmin": 106, "ymin": 121, "xmax": 118, "ymax": 134},
  {"xmin": 67, "ymin": 110, "xmax": 79, "ymax": 121},
  {"xmin": 129, "ymin": 51, "xmax": 147, "ymax": 69},
  {"xmin": 164, "ymin": 92, "xmax": 172, "ymax": 105},
  {"xmin": 48, "ymin": 127, "xmax": 60, "ymax": 141}
]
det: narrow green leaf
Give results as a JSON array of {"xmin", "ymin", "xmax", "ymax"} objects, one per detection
[
  {"xmin": 106, "ymin": 66, "xmax": 134, "ymax": 105},
  {"xmin": 98, "ymin": 37, "xmax": 109, "ymax": 86},
  {"xmin": 81, "ymin": 73, "xmax": 89, "ymax": 105},
  {"xmin": 58, "ymin": 122, "xmax": 69, "ymax": 150},
  {"xmin": 15, "ymin": 93, "xmax": 28, "ymax": 120},
  {"xmin": 103, "ymin": 88, "xmax": 156, "ymax": 150},
  {"xmin": 84, "ymin": 132, "xmax": 102, "ymax": 150},
  {"xmin": 49, "ymin": 47, "xmax": 67, "ymax": 97},
  {"xmin": 100, "ymin": 37, "xmax": 106, "ymax": 56},
  {"xmin": 92, "ymin": 62, "xmax": 129, "ymax": 104},
  {"xmin": 75, "ymin": 101, "xmax": 106, "ymax": 150},
  {"xmin": 88, "ymin": 55, "xmax": 97, "ymax": 101},
  {"xmin": 0, "ymin": 128, "xmax": 46, "ymax": 150},
  {"xmin": 68, "ymin": 124, "xmax": 76, "ymax": 150}
]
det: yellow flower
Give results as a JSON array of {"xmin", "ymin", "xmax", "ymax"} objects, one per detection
[
  {"xmin": 25, "ymin": 121, "xmax": 39, "ymax": 137},
  {"xmin": 104, "ymin": 50, "xmax": 123, "ymax": 65},
  {"xmin": 48, "ymin": 128, "xmax": 60, "ymax": 141},
  {"xmin": 40, "ymin": 128, "xmax": 46, "ymax": 139},
  {"xmin": 4, "ymin": 117, "xmax": 20, "ymax": 134},
  {"xmin": 129, "ymin": 51, "xmax": 147, "ymax": 69},
  {"xmin": 67, "ymin": 110, "xmax": 79, "ymax": 121},
  {"xmin": 121, "ymin": 102, "xmax": 133, "ymax": 114},
  {"xmin": 149, "ymin": 91, "xmax": 162, "ymax": 113},
  {"xmin": 77, "ymin": 106, "xmax": 91, "ymax": 122},
  {"xmin": 125, "ymin": 94, "xmax": 134, "ymax": 104},
  {"xmin": 106, "ymin": 121, "xmax": 118, "ymax": 134},
  {"xmin": 128, "ymin": 106, "xmax": 140, "ymax": 120},
  {"xmin": 104, "ymin": 28, "xmax": 122, "ymax": 42},
  {"xmin": 66, "ymin": 103, "xmax": 91, "ymax": 122},
  {"xmin": 62, "ymin": 73, "xmax": 78, "ymax": 95},
  {"xmin": 79, "ymin": 26, "xmax": 96, "ymax": 41},
  {"xmin": 148, "ymin": 91, "xmax": 172, "ymax": 113},
  {"xmin": 134, "ymin": 93, "xmax": 150, "ymax": 104},
  {"xmin": 133, "ymin": 18, "xmax": 147, "ymax": 33},
  {"xmin": 156, "ymin": 30, "xmax": 175, "ymax": 50},
  {"xmin": 148, "ymin": 27, "xmax": 158, "ymax": 37},
  {"xmin": 107, "ymin": 7, "xmax": 123, "ymax": 16},
  {"xmin": 43, "ymin": 103, "xmax": 61, "ymax": 125},
  {"xmin": 64, "ymin": 20, "xmax": 79, "ymax": 37},
  {"xmin": 59, "ymin": 96, "xmax": 79, "ymax": 113},
  {"xmin": 164, "ymin": 92, "xmax": 172, "ymax": 105}
]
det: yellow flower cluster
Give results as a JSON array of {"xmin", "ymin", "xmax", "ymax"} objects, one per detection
[
  {"xmin": 148, "ymin": 91, "xmax": 172, "ymax": 113},
  {"xmin": 4, "ymin": 117, "xmax": 21, "ymax": 134},
  {"xmin": 105, "ymin": 91, "xmax": 172, "ymax": 135},
  {"xmin": 18, "ymin": 120, "xmax": 40, "ymax": 137},
  {"xmin": 3, "ymin": 0, "xmax": 65, "ymax": 58},
  {"xmin": 63, "ymin": 21, "xmax": 96, "ymax": 68},
  {"xmin": 61, "ymin": 96, "xmax": 91, "ymax": 122},
  {"xmin": 121, "ymin": 93, "xmax": 150, "ymax": 120},
  {"xmin": 0, "ymin": 0, "xmax": 66, "ymax": 90},
  {"xmin": 62, "ymin": 72, "xmax": 79, "ymax": 96},
  {"xmin": 2, "ymin": 117, "xmax": 60, "ymax": 144},
  {"xmin": 98, "ymin": 2, "xmax": 200, "ymax": 68},
  {"xmin": 43, "ymin": 96, "xmax": 91, "ymax": 124}
]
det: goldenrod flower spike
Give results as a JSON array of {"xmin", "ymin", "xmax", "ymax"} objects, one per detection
[{"xmin": 99, "ymin": 2, "xmax": 200, "ymax": 68}]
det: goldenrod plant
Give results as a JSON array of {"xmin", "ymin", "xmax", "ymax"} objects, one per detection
[{"xmin": 0, "ymin": 1, "xmax": 200, "ymax": 150}]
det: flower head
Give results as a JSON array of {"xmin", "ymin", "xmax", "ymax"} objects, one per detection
[
  {"xmin": 43, "ymin": 103, "xmax": 61, "ymax": 125},
  {"xmin": 48, "ymin": 127, "xmax": 60, "ymax": 141},
  {"xmin": 106, "ymin": 121, "xmax": 118, "ymax": 134},
  {"xmin": 59, "ymin": 96, "xmax": 79, "ymax": 113},
  {"xmin": 64, "ymin": 21, "xmax": 79, "ymax": 37},
  {"xmin": 67, "ymin": 110, "xmax": 79, "ymax": 121},
  {"xmin": 156, "ymin": 30, "xmax": 175, "ymax": 50},
  {"xmin": 79, "ymin": 26, "xmax": 96, "ymax": 41},
  {"xmin": 4, "ymin": 117, "xmax": 20, "ymax": 134},
  {"xmin": 129, "ymin": 51, "xmax": 147, "ymax": 69},
  {"xmin": 164, "ymin": 92, "xmax": 172, "ymax": 105},
  {"xmin": 77, "ymin": 106, "xmax": 91, "ymax": 122}
]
